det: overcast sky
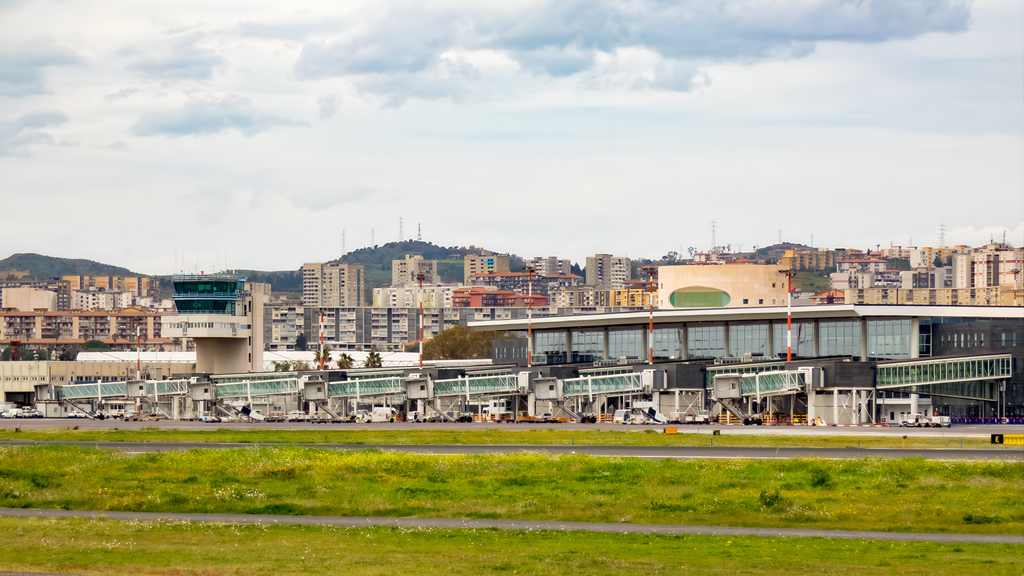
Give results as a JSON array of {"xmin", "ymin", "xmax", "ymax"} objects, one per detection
[{"xmin": 1, "ymin": 0, "xmax": 1021, "ymax": 275}]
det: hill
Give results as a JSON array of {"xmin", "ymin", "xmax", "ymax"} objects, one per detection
[{"xmin": 0, "ymin": 253, "xmax": 137, "ymax": 280}]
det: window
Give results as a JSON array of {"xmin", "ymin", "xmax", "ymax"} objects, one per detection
[{"xmin": 742, "ymin": 299, "xmax": 749, "ymax": 304}]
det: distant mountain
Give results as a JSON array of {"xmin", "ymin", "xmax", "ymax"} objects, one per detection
[{"xmin": 0, "ymin": 253, "xmax": 138, "ymax": 280}]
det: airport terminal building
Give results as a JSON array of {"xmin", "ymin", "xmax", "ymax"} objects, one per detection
[{"xmin": 476, "ymin": 305, "xmax": 1024, "ymax": 421}]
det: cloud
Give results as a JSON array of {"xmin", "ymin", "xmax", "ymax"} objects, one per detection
[
  {"xmin": 281, "ymin": 0, "xmax": 971, "ymax": 102},
  {"xmin": 0, "ymin": 111, "xmax": 69, "ymax": 156},
  {"xmin": 131, "ymin": 94, "xmax": 308, "ymax": 137},
  {"xmin": 0, "ymin": 39, "xmax": 82, "ymax": 97},
  {"xmin": 106, "ymin": 141, "xmax": 129, "ymax": 151},
  {"xmin": 104, "ymin": 87, "xmax": 140, "ymax": 103},
  {"xmin": 124, "ymin": 34, "xmax": 227, "ymax": 81},
  {"xmin": 316, "ymin": 93, "xmax": 340, "ymax": 118}
]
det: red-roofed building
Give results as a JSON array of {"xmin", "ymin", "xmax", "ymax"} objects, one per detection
[
  {"xmin": 468, "ymin": 272, "xmax": 582, "ymax": 297},
  {"xmin": 452, "ymin": 287, "xmax": 547, "ymax": 308}
]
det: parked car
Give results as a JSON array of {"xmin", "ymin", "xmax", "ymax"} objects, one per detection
[
  {"xmin": 22, "ymin": 408, "xmax": 43, "ymax": 418},
  {"xmin": 2, "ymin": 408, "xmax": 24, "ymax": 419}
]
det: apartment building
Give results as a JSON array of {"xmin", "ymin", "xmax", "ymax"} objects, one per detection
[
  {"xmin": 0, "ymin": 287, "xmax": 56, "ymax": 311},
  {"xmin": 908, "ymin": 246, "xmax": 969, "ymax": 268},
  {"xmin": 608, "ymin": 288, "xmax": 655, "ymax": 307},
  {"xmin": 306, "ymin": 305, "xmax": 556, "ymax": 352},
  {"xmin": 0, "ymin": 309, "xmax": 165, "ymax": 350},
  {"xmin": 778, "ymin": 248, "xmax": 862, "ymax": 271},
  {"xmin": 463, "ymin": 253, "xmax": 510, "ymax": 282},
  {"xmin": 952, "ymin": 243, "xmax": 1023, "ymax": 290},
  {"xmin": 585, "ymin": 254, "xmax": 631, "ymax": 290},
  {"xmin": 845, "ymin": 286, "xmax": 1016, "ymax": 307},
  {"xmin": 528, "ymin": 257, "xmax": 572, "ymax": 276},
  {"xmin": 264, "ymin": 299, "xmax": 304, "ymax": 351},
  {"xmin": 0, "ymin": 279, "xmax": 71, "ymax": 311},
  {"xmin": 550, "ymin": 286, "xmax": 608, "ymax": 308},
  {"xmin": 62, "ymin": 275, "xmax": 155, "ymax": 298},
  {"xmin": 373, "ymin": 285, "xmax": 455, "ymax": 309},
  {"xmin": 469, "ymin": 272, "xmax": 582, "ymax": 297},
  {"xmin": 392, "ymin": 255, "xmax": 439, "ymax": 286},
  {"xmin": 302, "ymin": 262, "xmax": 365, "ymax": 307},
  {"xmin": 72, "ymin": 289, "xmax": 134, "ymax": 311}
]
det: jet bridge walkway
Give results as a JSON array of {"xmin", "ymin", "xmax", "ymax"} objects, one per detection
[{"xmin": 874, "ymin": 353, "xmax": 1012, "ymax": 401}]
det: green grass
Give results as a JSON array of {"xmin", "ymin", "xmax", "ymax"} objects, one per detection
[
  {"xmin": 1, "ymin": 445, "xmax": 1022, "ymax": 534},
  {"xmin": 1, "ymin": 517, "xmax": 1021, "ymax": 575},
  {"xmin": 0, "ymin": 426, "xmax": 1012, "ymax": 450},
  {"xmin": 794, "ymin": 271, "xmax": 831, "ymax": 294}
]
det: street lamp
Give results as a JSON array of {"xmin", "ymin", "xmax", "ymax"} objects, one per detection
[
  {"xmin": 642, "ymin": 265, "xmax": 658, "ymax": 365},
  {"xmin": 525, "ymin": 265, "xmax": 535, "ymax": 368}
]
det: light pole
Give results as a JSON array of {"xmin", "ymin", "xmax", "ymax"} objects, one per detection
[
  {"xmin": 416, "ymin": 273, "xmax": 426, "ymax": 369},
  {"xmin": 779, "ymin": 269, "xmax": 797, "ymax": 363},
  {"xmin": 642, "ymin": 265, "xmax": 658, "ymax": 365},
  {"xmin": 525, "ymin": 265, "xmax": 535, "ymax": 368}
]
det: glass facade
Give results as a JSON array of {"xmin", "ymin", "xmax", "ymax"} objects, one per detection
[
  {"xmin": 818, "ymin": 321, "xmax": 862, "ymax": 357},
  {"xmin": 728, "ymin": 324, "xmax": 769, "ymax": 357},
  {"xmin": 571, "ymin": 331, "xmax": 604, "ymax": 360},
  {"xmin": 535, "ymin": 332, "xmax": 567, "ymax": 358},
  {"xmin": 688, "ymin": 325, "xmax": 724, "ymax": 359},
  {"xmin": 866, "ymin": 319, "xmax": 911, "ymax": 360},
  {"xmin": 609, "ymin": 329, "xmax": 643, "ymax": 361},
  {"xmin": 772, "ymin": 322, "xmax": 814, "ymax": 358},
  {"xmin": 653, "ymin": 328, "xmax": 684, "ymax": 360}
]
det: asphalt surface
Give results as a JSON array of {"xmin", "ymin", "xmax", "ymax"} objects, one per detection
[
  {"xmin": 3, "ymin": 417, "xmax": 1022, "ymax": 438},
  {"xmin": 2, "ymin": 507, "xmax": 1020, "ymax": 544},
  {"xmin": 2, "ymin": 440, "xmax": 1021, "ymax": 460}
]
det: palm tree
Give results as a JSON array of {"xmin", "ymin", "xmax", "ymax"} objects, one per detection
[
  {"xmin": 312, "ymin": 345, "xmax": 332, "ymax": 370},
  {"xmin": 172, "ymin": 337, "xmax": 181, "ymax": 352},
  {"xmin": 336, "ymin": 353, "xmax": 354, "ymax": 369},
  {"xmin": 363, "ymin": 350, "xmax": 382, "ymax": 368}
]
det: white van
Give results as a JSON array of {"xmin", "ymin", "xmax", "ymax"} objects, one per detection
[{"xmin": 613, "ymin": 409, "xmax": 630, "ymax": 424}]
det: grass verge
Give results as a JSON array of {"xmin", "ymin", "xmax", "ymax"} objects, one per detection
[
  {"xmin": 0, "ymin": 426, "xmax": 1012, "ymax": 450},
  {"xmin": 1, "ymin": 517, "xmax": 1022, "ymax": 575},
  {"xmin": 1, "ymin": 445, "xmax": 1022, "ymax": 534}
]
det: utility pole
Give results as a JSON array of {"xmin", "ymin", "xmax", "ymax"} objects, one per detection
[
  {"xmin": 526, "ymin": 265, "xmax": 535, "ymax": 367},
  {"xmin": 643, "ymin": 265, "xmax": 658, "ymax": 365},
  {"xmin": 319, "ymin": 311, "xmax": 325, "ymax": 370},
  {"xmin": 416, "ymin": 273, "xmax": 426, "ymax": 369},
  {"xmin": 779, "ymin": 269, "xmax": 797, "ymax": 362}
]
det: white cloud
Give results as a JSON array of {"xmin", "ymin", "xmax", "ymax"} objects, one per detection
[
  {"xmin": 131, "ymin": 94, "xmax": 308, "ymax": 137},
  {"xmin": 0, "ymin": 111, "xmax": 69, "ymax": 156}
]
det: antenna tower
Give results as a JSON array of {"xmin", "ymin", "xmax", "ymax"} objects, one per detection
[
  {"xmin": 399, "ymin": 217, "xmax": 404, "ymax": 242},
  {"xmin": 710, "ymin": 220, "xmax": 717, "ymax": 251},
  {"xmin": 417, "ymin": 223, "xmax": 422, "ymax": 242},
  {"xmin": 938, "ymin": 221, "xmax": 947, "ymax": 247}
]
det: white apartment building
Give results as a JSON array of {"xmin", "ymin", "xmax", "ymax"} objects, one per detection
[
  {"xmin": 302, "ymin": 262, "xmax": 365, "ymax": 307},
  {"xmin": 72, "ymin": 289, "xmax": 133, "ymax": 311},
  {"xmin": 529, "ymin": 257, "xmax": 572, "ymax": 276},
  {"xmin": 0, "ymin": 287, "xmax": 56, "ymax": 311},
  {"xmin": 392, "ymin": 255, "xmax": 439, "ymax": 286},
  {"xmin": 373, "ymin": 285, "xmax": 455, "ymax": 308},
  {"xmin": 585, "ymin": 254, "xmax": 631, "ymax": 290},
  {"xmin": 952, "ymin": 244, "xmax": 1024, "ymax": 289}
]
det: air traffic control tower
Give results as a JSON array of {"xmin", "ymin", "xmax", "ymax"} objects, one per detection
[{"xmin": 163, "ymin": 272, "xmax": 268, "ymax": 374}]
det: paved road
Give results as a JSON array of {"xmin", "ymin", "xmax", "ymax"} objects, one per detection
[
  {"xmin": 2, "ymin": 507, "xmax": 1020, "ymax": 544},
  {"xmin": 2, "ymin": 418, "xmax": 1022, "ymax": 438},
  {"xmin": 2, "ymin": 440, "xmax": 1020, "ymax": 460}
]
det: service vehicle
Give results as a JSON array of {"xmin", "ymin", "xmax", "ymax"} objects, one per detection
[
  {"xmin": 613, "ymin": 409, "xmax": 631, "ymax": 424},
  {"xmin": 2, "ymin": 408, "xmax": 24, "ymax": 419},
  {"xmin": 370, "ymin": 407, "xmax": 398, "ymax": 423},
  {"xmin": 899, "ymin": 413, "xmax": 927, "ymax": 427},
  {"xmin": 22, "ymin": 408, "xmax": 44, "ymax": 418},
  {"xmin": 925, "ymin": 415, "xmax": 952, "ymax": 428},
  {"xmin": 287, "ymin": 410, "xmax": 310, "ymax": 422}
]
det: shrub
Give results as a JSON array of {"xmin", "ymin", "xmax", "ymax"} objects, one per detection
[
  {"xmin": 963, "ymin": 513, "xmax": 1000, "ymax": 524},
  {"xmin": 758, "ymin": 488, "xmax": 787, "ymax": 511}
]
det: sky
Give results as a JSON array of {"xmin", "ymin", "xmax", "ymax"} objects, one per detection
[{"xmin": 1, "ymin": 0, "xmax": 1021, "ymax": 275}]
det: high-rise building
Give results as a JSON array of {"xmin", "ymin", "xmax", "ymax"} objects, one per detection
[
  {"xmin": 952, "ymin": 243, "xmax": 1023, "ymax": 290},
  {"xmin": 392, "ymin": 255, "xmax": 439, "ymax": 286},
  {"xmin": 529, "ymin": 257, "xmax": 572, "ymax": 276},
  {"xmin": 585, "ymin": 254, "xmax": 631, "ymax": 290},
  {"xmin": 302, "ymin": 263, "xmax": 365, "ymax": 307},
  {"xmin": 464, "ymin": 253, "xmax": 510, "ymax": 283}
]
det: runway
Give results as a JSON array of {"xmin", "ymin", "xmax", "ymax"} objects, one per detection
[
  {"xmin": 2, "ymin": 440, "xmax": 1020, "ymax": 460},
  {"xmin": 1, "ymin": 507, "xmax": 1020, "ymax": 544}
]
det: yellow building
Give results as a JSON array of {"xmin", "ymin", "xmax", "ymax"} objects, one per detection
[
  {"xmin": 657, "ymin": 264, "xmax": 789, "ymax": 309},
  {"xmin": 609, "ymin": 288, "xmax": 655, "ymax": 307}
]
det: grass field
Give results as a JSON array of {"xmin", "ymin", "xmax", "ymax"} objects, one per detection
[
  {"xmin": 1, "ymin": 445, "xmax": 1021, "ymax": 534},
  {"xmin": 1, "ymin": 517, "xmax": 1022, "ymax": 576},
  {"xmin": 0, "ymin": 426, "xmax": 1010, "ymax": 450}
]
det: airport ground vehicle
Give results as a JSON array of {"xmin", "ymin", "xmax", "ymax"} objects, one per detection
[
  {"xmin": 899, "ymin": 413, "xmax": 927, "ymax": 427},
  {"xmin": 2, "ymin": 408, "xmax": 24, "ymax": 419},
  {"xmin": 287, "ymin": 410, "xmax": 310, "ymax": 422},
  {"xmin": 613, "ymin": 409, "xmax": 631, "ymax": 424}
]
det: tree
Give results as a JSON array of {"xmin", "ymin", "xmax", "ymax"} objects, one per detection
[
  {"xmin": 336, "ymin": 353, "xmax": 354, "ymax": 369},
  {"xmin": 933, "ymin": 256, "xmax": 944, "ymax": 268},
  {"xmin": 272, "ymin": 360, "xmax": 292, "ymax": 372},
  {"xmin": 422, "ymin": 326, "xmax": 502, "ymax": 360},
  {"xmin": 313, "ymin": 345, "xmax": 332, "ymax": 369},
  {"xmin": 363, "ymin": 351, "xmax": 383, "ymax": 368},
  {"xmin": 291, "ymin": 360, "xmax": 312, "ymax": 371},
  {"xmin": 171, "ymin": 337, "xmax": 182, "ymax": 352},
  {"xmin": 84, "ymin": 339, "xmax": 109, "ymax": 351},
  {"xmin": 294, "ymin": 332, "xmax": 307, "ymax": 351},
  {"xmin": 60, "ymin": 345, "xmax": 81, "ymax": 361}
]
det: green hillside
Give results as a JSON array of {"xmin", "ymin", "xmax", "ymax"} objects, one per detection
[{"xmin": 0, "ymin": 253, "xmax": 137, "ymax": 280}]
